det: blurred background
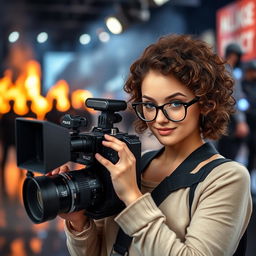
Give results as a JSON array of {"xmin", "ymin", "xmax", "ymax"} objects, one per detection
[{"xmin": 0, "ymin": 0, "xmax": 256, "ymax": 255}]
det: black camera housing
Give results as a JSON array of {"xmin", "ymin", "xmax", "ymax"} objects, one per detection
[{"xmin": 16, "ymin": 98, "xmax": 141, "ymax": 223}]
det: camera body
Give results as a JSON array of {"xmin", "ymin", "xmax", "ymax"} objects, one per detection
[{"xmin": 16, "ymin": 98, "xmax": 141, "ymax": 223}]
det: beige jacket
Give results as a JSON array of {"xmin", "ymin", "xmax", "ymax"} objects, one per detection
[{"xmin": 64, "ymin": 161, "xmax": 252, "ymax": 256}]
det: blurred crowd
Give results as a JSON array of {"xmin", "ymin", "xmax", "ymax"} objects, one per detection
[
  {"xmin": 216, "ymin": 43, "xmax": 256, "ymax": 196},
  {"xmin": 210, "ymin": 43, "xmax": 256, "ymax": 256}
]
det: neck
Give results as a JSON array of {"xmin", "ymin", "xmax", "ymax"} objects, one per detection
[{"xmin": 162, "ymin": 134, "xmax": 205, "ymax": 164}]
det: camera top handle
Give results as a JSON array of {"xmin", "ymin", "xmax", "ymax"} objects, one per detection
[
  {"xmin": 86, "ymin": 98, "xmax": 127, "ymax": 130},
  {"xmin": 86, "ymin": 98, "xmax": 127, "ymax": 112}
]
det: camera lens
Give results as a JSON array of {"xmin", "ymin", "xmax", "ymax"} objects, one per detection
[{"xmin": 23, "ymin": 168, "xmax": 103, "ymax": 224}]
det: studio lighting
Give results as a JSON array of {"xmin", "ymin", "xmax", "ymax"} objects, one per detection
[
  {"xmin": 106, "ymin": 16, "xmax": 123, "ymax": 35},
  {"xmin": 237, "ymin": 98, "xmax": 250, "ymax": 111},
  {"xmin": 8, "ymin": 31, "xmax": 20, "ymax": 43},
  {"xmin": 105, "ymin": 1, "xmax": 150, "ymax": 34},
  {"xmin": 37, "ymin": 32, "xmax": 48, "ymax": 44},
  {"xmin": 98, "ymin": 31, "xmax": 110, "ymax": 43},
  {"xmin": 79, "ymin": 34, "xmax": 91, "ymax": 45},
  {"xmin": 150, "ymin": 0, "xmax": 170, "ymax": 6}
]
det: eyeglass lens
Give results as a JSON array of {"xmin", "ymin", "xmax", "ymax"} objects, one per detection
[{"xmin": 136, "ymin": 102, "xmax": 186, "ymax": 122}]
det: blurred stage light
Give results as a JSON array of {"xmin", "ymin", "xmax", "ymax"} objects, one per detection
[
  {"xmin": 98, "ymin": 31, "xmax": 110, "ymax": 43},
  {"xmin": 106, "ymin": 16, "xmax": 123, "ymax": 34},
  {"xmin": 8, "ymin": 31, "xmax": 20, "ymax": 43},
  {"xmin": 233, "ymin": 67, "xmax": 243, "ymax": 80},
  {"xmin": 37, "ymin": 32, "xmax": 48, "ymax": 43},
  {"xmin": 79, "ymin": 34, "xmax": 91, "ymax": 45},
  {"xmin": 151, "ymin": 0, "xmax": 170, "ymax": 6},
  {"xmin": 238, "ymin": 98, "xmax": 250, "ymax": 111},
  {"xmin": 106, "ymin": 1, "xmax": 150, "ymax": 34},
  {"xmin": 106, "ymin": 10, "xmax": 129, "ymax": 35}
]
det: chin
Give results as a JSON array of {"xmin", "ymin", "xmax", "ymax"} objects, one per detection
[{"xmin": 153, "ymin": 134, "xmax": 180, "ymax": 146}]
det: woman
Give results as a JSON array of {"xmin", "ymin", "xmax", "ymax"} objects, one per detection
[{"xmin": 56, "ymin": 34, "xmax": 252, "ymax": 255}]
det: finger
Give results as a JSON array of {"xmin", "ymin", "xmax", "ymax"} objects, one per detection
[
  {"xmin": 95, "ymin": 153, "xmax": 114, "ymax": 172},
  {"xmin": 103, "ymin": 137, "xmax": 135, "ymax": 162},
  {"xmin": 102, "ymin": 141, "xmax": 132, "ymax": 163},
  {"xmin": 104, "ymin": 134, "xmax": 123, "ymax": 145},
  {"xmin": 51, "ymin": 165, "xmax": 69, "ymax": 175},
  {"xmin": 59, "ymin": 165, "xmax": 70, "ymax": 174},
  {"xmin": 103, "ymin": 135, "xmax": 130, "ymax": 154},
  {"xmin": 122, "ymin": 144, "xmax": 136, "ymax": 161},
  {"xmin": 46, "ymin": 168, "xmax": 60, "ymax": 176},
  {"xmin": 102, "ymin": 140, "xmax": 124, "ymax": 152}
]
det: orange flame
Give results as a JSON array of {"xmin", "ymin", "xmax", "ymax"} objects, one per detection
[
  {"xmin": 0, "ymin": 60, "xmax": 96, "ymax": 248},
  {"xmin": 0, "ymin": 70, "xmax": 13, "ymax": 114},
  {"xmin": 46, "ymin": 80, "xmax": 71, "ymax": 112},
  {"xmin": 0, "ymin": 60, "xmax": 93, "ymax": 119},
  {"xmin": 71, "ymin": 89, "xmax": 96, "ymax": 113}
]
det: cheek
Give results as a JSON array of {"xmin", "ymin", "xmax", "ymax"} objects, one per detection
[
  {"xmin": 145, "ymin": 122, "xmax": 156, "ymax": 135},
  {"xmin": 176, "ymin": 106, "xmax": 201, "ymax": 132},
  {"xmin": 187, "ymin": 105, "xmax": 201, "ymax": 121},
  {"xmin": 183, "ymin": 110, "xmax": 201, "ymax": 130},
  {"xmin": 146, "ymin": 121, "xmax": 153, "ymax": 130}
]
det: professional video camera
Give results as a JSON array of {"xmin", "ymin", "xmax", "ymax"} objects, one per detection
[{"xmin": 15, "ymin": 98, "xmax": 141, "ymax": 224}]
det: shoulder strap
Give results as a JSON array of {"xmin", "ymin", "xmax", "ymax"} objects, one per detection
[
  {"xmin": 111, "ymin": 143, "xmax": 233, "ymax": 256},
  {"xmin": 110, "ymin": 150, "xmax": 162, "ymax": 256},
  {"xmin": 188, "ymin": 157, "xmax": 247, "ymax": 256},
  {"xmin": 150, "ymin": 143, "xmax": 221, "ymax": 206},
  {"xmin": 141, "ymin": 142, "xmax": 219, "ymax": 174},
  {"xmin": 188, "ymin": 158, "xmax": 231, "ymax": 217},
  {"xmin": 140, "ymin": 149, "xmax": 163, "ymax": 173}
]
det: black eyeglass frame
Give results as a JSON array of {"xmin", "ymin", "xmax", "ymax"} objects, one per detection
[{"xmin": 132, "ymin": 97, "xmax": 199, "ymax": 122}]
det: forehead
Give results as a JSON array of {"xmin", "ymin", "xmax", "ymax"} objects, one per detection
[{"xmin": 141, "ymin": 70, "xmax": 194, "ymax": 100}]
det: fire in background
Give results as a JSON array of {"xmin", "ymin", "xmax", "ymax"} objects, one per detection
[{"xmin": 0, "ymin": 59, "xmax": 94, "ymax": 199}]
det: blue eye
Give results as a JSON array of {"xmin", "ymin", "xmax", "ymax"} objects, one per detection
[
  {"xmin": 143, "ymin": 102, "xmax": 155, "ymax": 109},
  {"xmin": 167, "ymin": 101, "xmax": 183, "ymax": 109}
]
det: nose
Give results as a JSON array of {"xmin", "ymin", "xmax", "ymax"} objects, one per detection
[{"xmin": 155, "ymin": 109, "xmax": 169, "ymax": 123}]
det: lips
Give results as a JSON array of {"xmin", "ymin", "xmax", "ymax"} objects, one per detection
[{"xmin": 156, "ymin": 127, "xmax": 176, "ymax": 136}]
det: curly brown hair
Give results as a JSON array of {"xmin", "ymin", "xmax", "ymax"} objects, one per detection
[{"xmin": 124, "ymin": 34, "xmax": 235, "ymax": 140}]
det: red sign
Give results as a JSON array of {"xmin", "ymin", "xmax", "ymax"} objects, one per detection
[{"xmin": 217, "ymin": 0, "xmax": 256, "ymax": 61}]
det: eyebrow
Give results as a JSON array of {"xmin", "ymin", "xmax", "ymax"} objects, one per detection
[{"xmin": 142, "ymin": 92, "xmax": 187, "ymax": 101}]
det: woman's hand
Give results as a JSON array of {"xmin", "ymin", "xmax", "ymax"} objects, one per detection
[
  {"xmin": 47, "ymin": 165, "xmax": 89, "ymax": 232},
  {"xmin": 95, "ymin": 134, "xmax": 142, "ymax": 206}
]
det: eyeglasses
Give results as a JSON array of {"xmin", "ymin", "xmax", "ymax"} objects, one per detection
[{"xmin": 132, "ymin": 97, "xmax": 199, "ymax": 122}]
